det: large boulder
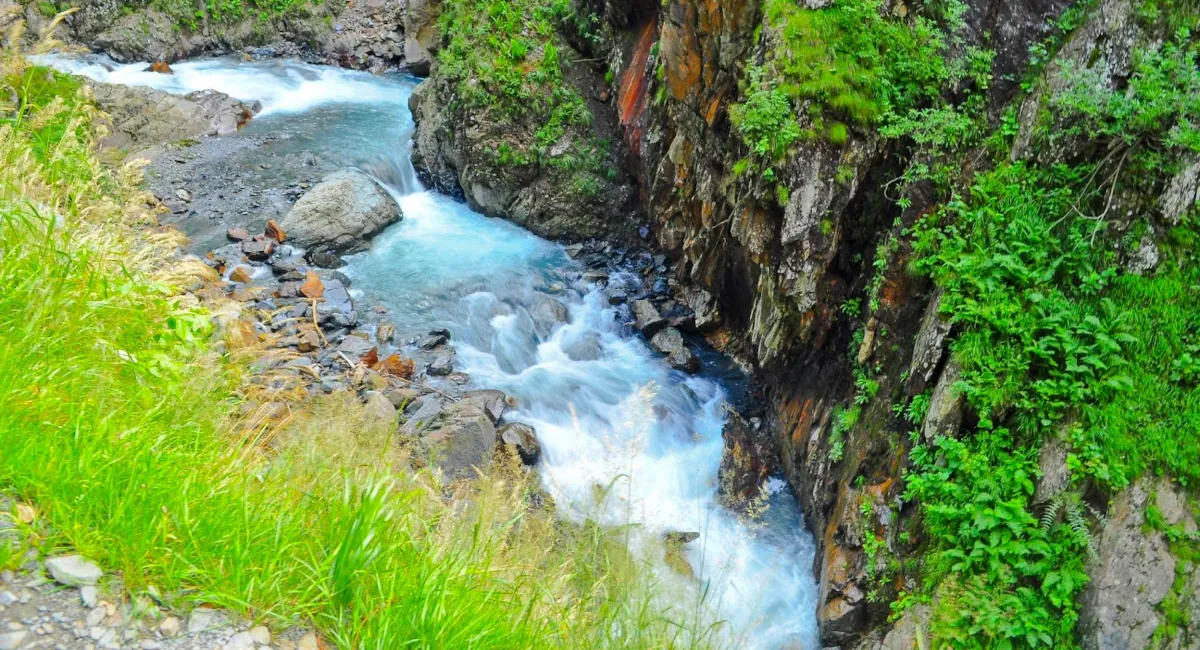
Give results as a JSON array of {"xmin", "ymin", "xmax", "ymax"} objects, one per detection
[
  {"xmin": 279, "ymin": 170, "xmax": 402, "ymax": 254},
  {"xmin": 91, "ymin": 82, "xmax": 260, "ymax": 159}
]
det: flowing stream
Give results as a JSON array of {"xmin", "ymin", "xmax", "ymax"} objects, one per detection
[{"xmin": 42, "ymin": 55, "xmax": 821, "ymax": 649}]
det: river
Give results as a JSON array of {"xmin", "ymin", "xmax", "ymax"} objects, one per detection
[{"xmin": 41, "ymin": 55, "xmax": 821, "ymax": 649}]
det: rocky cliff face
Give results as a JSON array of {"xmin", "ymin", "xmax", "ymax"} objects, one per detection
[
  {"xmin": 30, "ymin": 0, "xmax": 439, "ymax": 73},
  {"xmin": 407, "ymin": 0, "xmax": 1200, "ymax": 645}
]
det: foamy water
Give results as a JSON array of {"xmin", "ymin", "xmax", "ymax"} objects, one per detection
[{"xmin": 39, "ymin": 53, "xmax": 822, "ymax": 649}]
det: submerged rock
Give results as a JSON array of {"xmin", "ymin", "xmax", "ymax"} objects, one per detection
[{"xmin": 279, "ymin": 170, "xmax": 402, "ymax": 254}]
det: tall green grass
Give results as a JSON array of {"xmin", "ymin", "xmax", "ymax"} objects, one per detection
[{"xmin": 0, "ymin": 31, "xmax": 718, "ymax": 650}]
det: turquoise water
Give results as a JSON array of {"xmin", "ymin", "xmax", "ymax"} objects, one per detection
[{"xmin": 43, "ymin": 54, "xmax": 821, "ymax": 649}]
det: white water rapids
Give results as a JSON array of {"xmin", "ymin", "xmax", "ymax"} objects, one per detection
[{"xmin": 41, "ymin": 55, "xmax": 821, "ymax": 648}]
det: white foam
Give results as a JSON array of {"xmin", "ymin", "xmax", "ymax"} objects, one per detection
[{"xmin": 34, "ymin": 54, "xmax": 409, "ymax": 116}]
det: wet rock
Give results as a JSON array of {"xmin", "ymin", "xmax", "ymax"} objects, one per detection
[
  {"xmin": 663, "ymin": 531, "xmax": 700, "ymax": 544},
  {"xmin": 425, "ymin": 400, "xmax": 497, "ymax": 479},
  {"xmin": 44, "ymin": 556, "xmax": 102, "ymax": 587},
  {"xmin": 649, "ymin": 327, "xmax": 700, "ymax": 373},
  {"xmin": 377, "ymin": 323, "xmax": 395, "ymax": 343},
  {"xmin": 427, "ymin": 351, "xmax": 455, "ymax": 376},
  {"xmin": 317, "ymin": 279, "xmax": 353, "ymax": 317},
  {"xmin": 632, "ymin": 300, "xmax": 666, "ymax": 335},
  {"xmin": 228, "ymin": 265, "xmax": 252, "ymax": 283},
  {"xmin": 279, "ymin": 169, "xmax": 402, "ymax": 254},
  {"xmin": 241, "ymin": 237, "xmax": 275, "ymax": 261},
  {"xmin": 497, "ymin": 422, "xmax": 540, "ymax": 465},
  {"xmin": 463, "ymin": 389, "xmax": 509, "ymax": 423},
  {"xmin": 308, "ymin": 250, "xmax": 345, "ymax": 268},
  {"xmin": 419, "ymin": 330, "xmax": 449, "ymax": 350},
  {"xmin": 529, "ymin": 296, "xmax": 569, "ymax": 336},
  {"xmin": 563, "ymin": 332, "xmax": 602, "ymax": 361}
]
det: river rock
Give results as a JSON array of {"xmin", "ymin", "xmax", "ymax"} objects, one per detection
[
  {"xmin": 419, "ymin": 330, "xmax": 449, "ymax": 350},
  {"xmin": 632, "ymin": 300, "xmax": 666, "ymax": 335},
  {"xmin": 463, "ymin": 389, "xmax": 509, "ymax": 423},
  {"xmin": 427, "ymin": 351, "xmax": 455, "ymax": 376},
  {"xmin": 563, "ymin": 332, "xmax": 602, "ymax": 361},
  {"xmin": 363, "ymin": 392, "xmax": 398, "ymax": 428},
  {"xmin": 529, "ymin": 296, "xmax": 569, "ymax": 337},
  {"xmin": 498, "ymin": 422, "xmax": 541, "ymax": 465},
  {"xmin": 403, "ymin": 0, "xmax": 442, "ymax": 75},
  {"xmin": 425, "ymin": 400, "xmax": 496, "ymax": 479},
  {"xmin": 402, "ymin": 395, "xmax": 444, "ymax": 435},
  {"xmin": 91, "ymin": 82, "xmax": 259, "ymax": 159},
  {"xmin": 649, "ymin": 327, "xmax": 700, "ymax": 373},
  {"xmin": 44, "ymin": 555, "xmax": 102, "ymax": 587},
  {"xmin": 279, "ymin": 170, "xmax": 402, "ymax": 254},
  {"xmin": 317, "ymin": 279, "xmax": 353, "ymax": 318}
]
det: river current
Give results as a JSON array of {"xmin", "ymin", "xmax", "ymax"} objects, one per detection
[{"xmin": 42, "ymin": 56, "xmax": 821, "ymax": 649}]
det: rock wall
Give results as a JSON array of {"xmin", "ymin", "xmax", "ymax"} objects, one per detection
[{"xmin": 28, "ymin": 0, "xmax": 440, "ymax": 73}]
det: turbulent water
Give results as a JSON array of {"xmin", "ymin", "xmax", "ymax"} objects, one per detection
[{"xmin": 44, "ymin": 55, "xmax": 821, "ymax": 649}]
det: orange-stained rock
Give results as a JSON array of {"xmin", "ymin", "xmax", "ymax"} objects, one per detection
[
  {"xmin": 300, "ymin": 270, "xmax": 324, "ymax": 299},
  {"xmin": 225, "ymin": 319, "xmax": 258, "ymax": 350},
  {"xmin": 264, "ymin": 219, "xmax": 286, "ymax": 242},
  {"xmin": 147, "ymin": 61, "xmax": 174, "ymax": 74},
  {"xmin": 229, "ymin": 265, "xmax": 253, "ymax": 283},
  {"xmin": 359, "ymin": 347, "xmax": 379, "ymax": 368},
  {"xmin": 226, "ymin": 227, "xmax": 251, "ymax": 242},
  {"xmin": 375, "ymin": 354, "xmax": 415, "ymax": 380}
]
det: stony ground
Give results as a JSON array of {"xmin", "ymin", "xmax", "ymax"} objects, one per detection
[{"xmin": 0, "ymin": 501, "xmax": 323, "ymax": 650}]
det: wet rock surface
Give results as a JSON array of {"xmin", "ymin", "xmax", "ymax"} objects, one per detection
[{"xmin": 278, "ymin": 170, "xmax": 403, "ymax": 254}]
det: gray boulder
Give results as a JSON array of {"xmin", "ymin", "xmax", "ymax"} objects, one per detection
[
  {"xmin": 463, "ymin": 389, "xmax": 510, "ymax": 423},
  {"xmin": 279, "ymin": 170, "xmax": 402, "ymax": 253},
  {"xmin": 650, "ymin": 327, "xmax": 700, "ymax": 373},
  {"xmin": 91, "ymin": 82, "xmax": 260, "ymax": 159},
  {"xmin": 426, "ymin": 400, "xmax": 496, "ymax": 479},
  {"xmin": 632, "ymin": 300, "xmax": 666, "ymax": 335}
]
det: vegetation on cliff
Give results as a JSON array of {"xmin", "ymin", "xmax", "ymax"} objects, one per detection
[
  {"xmin": 0, "ymin": 28, "xmax": 712, "ymax": 650},
  {"xmin": 436, "ymin": 0, "xmax": 614, "ymax": 194},
  {"xmin": 888, "ymin": 15, "xmax": 1200, "ymax": 649}
]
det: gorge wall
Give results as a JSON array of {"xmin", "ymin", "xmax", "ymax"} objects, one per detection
[{"xmin": 406, "ymin": 0, "xmax": 1200, "ymax": 647}]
